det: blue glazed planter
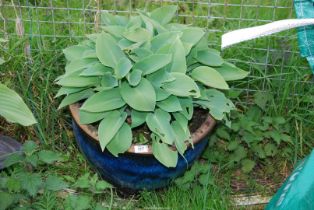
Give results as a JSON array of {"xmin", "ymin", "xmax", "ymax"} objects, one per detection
[{"xmin": 70, "ymin": 104, "xmax": 215, "ymax": 190}]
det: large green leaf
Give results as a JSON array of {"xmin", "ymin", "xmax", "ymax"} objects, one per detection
[
  {"xmin": 194, "ymin": 49, "xmax": 224, "ymax": 67},
  {"xmin": 151, "ymin": 31, "xmax": 182, "ymax": 52},
  {"xmin": 152, "ymin": 136, "xmax": 178, "ymax": 168},
  {"xmin": 101, "ymin": 12, "xmax": 128, "ymax": 26},
  {"xmin": 190, "ymin": 66, "xmax": 229, "ymax": 90},
  {"xmin": 115, "ymin": 57, "xmax": 132, "ymax": 79},
  {"xmin": 171, "ymin": 120, "xmax": 188, "ymax": 156},
  {"xmin": 169, "ymin": 38, "xmax": 187, "ymax": 73},
  {"xmin": 102, "ymin": 25, "xmax": 125, "ymax": 38},
  {"xmin": 155, "ymin": 86, "xmax": 171, "ymax": 101},
  {"xmin": 58, "ymin": 89, "xmax": 94, "ymax": 109},
  {"xmin": 180, "ymin": 27, "xmax": 205, "ymax": 54},
  {"xmin": 98, "ymin": 72, "xmax": 118, "ymax": 90},
  {"xmin": 0, "ymin": 83, "xmax": 37, "ymax": 126},
  {"xmin": 80, "ymin": 88, "xmax": 125, "ymax": 112},
  {"xmin": 126, "ymin": 69, "xmax": 142, "ymax": 86},
  {"xmin": 162, "ymin": 72, "xmax": 200, "ymax": 97},
  {"xmin": 157, "ymin": 95, "xmax": 182, "ymax": 112},
  {"xmin": 178, "ymin": 98, "xmax": 194, "ymax": 120},
  {"xmin": 63, "ymin": 45, "xmax": 94, "ymax": 61},
  {"xmin": 55, "ymin": 87, "xmax": 85, "ymax": 98},
  {"xmin": 146, "ymin": 109, "xmax": 175, "ymax": 145},
  {"xmin": 123, "ymin": 27, "xmax": 151, "ymax": 43},
  {"xmin": 80, "ymin": 63, "xmax": 111, "ymax": 76},
  {"xmin": 139, "ymin": 12, "xmax": 167, "ymax": 34},
  {"xmin": 98, "ymin": 111, "xmax": 127, "ymax": 150},
  {"xmin": 146, "ymin": 69, "xmax": 176, "ymax": 87},
  {"xmin": 133, "ymin": 54, "xmax": 172, "ymax": 75},
  {"xmin": 96, "ymin": 33, "xmax": 126, "ymax": 68},
  {"xmin": 56, "ymin": 71, "xmax": 100, "ymax": 88},
  {"xmin": 120, "ymin": 78, "xmax": 156, "ymax": 111},
  {"xmin": 106, "ymin": 123, "xmax": 132, "ymax": 157},
  {"xmin": 130, "ymin": 110, "xmax": 147, "ymax": 128},
  {"xmin": 215, "ymin": 62, "xmax": 249, "ymax": 81},
  {"xmin": 65, "ymin": 58, "xmax": 98, "ymax": 74},
  {"xmin": 150, "ymin": 5, "xmax": 178, "ymax": 25},
  {"xmin": 79, "ymin": 110, "xmax": 109, "ymax": 124}
]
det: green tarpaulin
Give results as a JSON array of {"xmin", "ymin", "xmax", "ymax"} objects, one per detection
[
  {"xmin": 294, "ymin": 0, "xmax": 314, "ymax": 73},
  {"xmin": 266, "ymin": 150, "xmax": 314, "ymax": 210}
]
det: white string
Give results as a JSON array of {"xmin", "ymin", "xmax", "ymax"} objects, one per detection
[{"xmin": 221, "ymin": 19, "xmax": 314, "ymax": 49}]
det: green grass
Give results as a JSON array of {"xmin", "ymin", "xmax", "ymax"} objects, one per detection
[{"xmin": 1, "ymin": 0, "xmax": 313, "ymax": 209}]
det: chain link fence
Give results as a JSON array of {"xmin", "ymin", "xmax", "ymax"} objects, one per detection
[{"xmin": 0, "ymin": 0, "xmax": 313, "ymax": 106}]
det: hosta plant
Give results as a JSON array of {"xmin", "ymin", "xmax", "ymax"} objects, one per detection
[
  {"xmin": 56, "ymin": 6, "xmax": 248, "ymax": 167},
  {"xmin": 0, "ymin": 41, "xmax": 37, "ymax": 126}
]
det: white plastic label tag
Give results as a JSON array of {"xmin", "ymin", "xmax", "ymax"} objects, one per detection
[{"xmin": 134, "ymin": 145, "xmax": 149, "ymax": 153}]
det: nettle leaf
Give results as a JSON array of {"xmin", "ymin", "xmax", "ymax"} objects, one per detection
[
  {"xmin": 190, "ymin": 66, "xmax": 229, "ymax": 90},
  {"xmin": 131, "ymin": 110, "xmax": 147, "ymax": 128},
  {"xmin": 150, "ymin": 5, "xmax": 177, "ymax": 25},
  {"xmin": 79, "ymin": 110, "xmax": 109, "ymax": 124},
  {"xmin": 102, "ymin": 25, "xmax": 125, "ymax": 38},
  {"xmin": 126, "ymin": 69, "xmax": 142, "ymax": 86},
  {"xmin": 215, "ymin": 62, "xmax": 249, "ymax": 81},
  {"xmin": 19, "ymin": 172, "xmax": 43, "ymax": 196},
  {"xmin": 152, "ymin": 136, "xmax": 178, "ymax": 168},
  {"xmin": 98, "ymin": 111, "xmax": 127, "ymax": 151},
  {"xmin": 106, "ymin": 123, "xmax": 132, "ymax": 157},
  {"xmin": 162, "ymin": 72, "xmax": 200, "ymax": 97},
  {"xmin": 115, "ymin": 57, "xmax": 132, "ymax": 79},
  {"xmin": 0, "ymin": 83, "xmax": 37, "ymax": 126},
  {"xmin": 157, "ymin": 95, "xmax": 182, "ymax": 112},
  {"xmin": 58, "ymin": 89, "xmax": 94, "ymax": 109},
  {"xmin": 146, "ymin": 109, "xmax": 175, "ymax": 145},
  {"xmin": 65, "ymin": 195, "xmax": 92, "ymax": 210},
  {"xmin": 80, "ymin": 63, "xmax": 111, "ymax": 76},
  {"xmin": 181, "ymin": 27, "xmax": 205, "ymax": 54},
  {"xmin": 151, "ymin": 31, "xmax": 182, "ymax": 52},
  {"xmin": 194, "ymin": 49, "xmax": 224, "ymax": 67},
  {"xmin": 81, "ymin": 88, "xmax": 125, "ymax": 112},
  {"xmin": 56, "ymin": 71, "xmax": 100, "ymax": 88},
  {"xmin": 65, "ymin": 58, "xmax": 98, "ymax": 74},
  {"xmin": 195, "ymin": 89, "xmax": 234, "ymax": 120},
  {"xmin": 38, "ymin": 150, "xmax": 63, "ymax": 164},
  {"xmin": 241, "ymin": 159, "xmax": 256, "ymax": 173},
  {"xmin": 45, "ymin": 175, "xmax": 69, "ymax": 191},
  {"xmin": 123, "ymin": 27, "xmax": 151, "ymax": 42},
  {"xmin": 63, "ymin": 45, "xmax": 94, "ymax": 61},
  {"xmin": 120, "ymin": 78, "xmax": 156, "ymax": 111},
  {"xmin": 96, "ymin": 33, "xmax": 126, "ymax": 68},
  {"xmin": 133, "ymin": 54, "xmax": 172, "ymax": 75}
]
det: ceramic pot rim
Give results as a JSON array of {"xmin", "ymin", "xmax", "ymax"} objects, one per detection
[{"xmin": 69, "ymin": 103, "xmax": 216, "ymax": 155}]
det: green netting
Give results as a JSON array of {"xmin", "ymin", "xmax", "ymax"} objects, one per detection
[
  {"xmin": 294, "ymin": 0, "xmax": 314, "ymax": 74},
  {"xmin": 266, "ymin": 150, "xmax": 314, "ymax": 210}
]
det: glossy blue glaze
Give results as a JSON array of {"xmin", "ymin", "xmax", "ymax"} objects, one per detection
[{"xmin": 72, "ymin": 120, "xmax": 209, "ymax": 190}]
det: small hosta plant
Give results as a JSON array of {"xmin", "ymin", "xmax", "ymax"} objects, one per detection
[{"xmin": 56, "ymin": 6, "xmax": 248, "ymax": 167}]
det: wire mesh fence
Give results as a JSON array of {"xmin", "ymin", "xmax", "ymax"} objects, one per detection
[{"xmin": 0, "ymin": 0, "xmax": 313, "ymax": 106}]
